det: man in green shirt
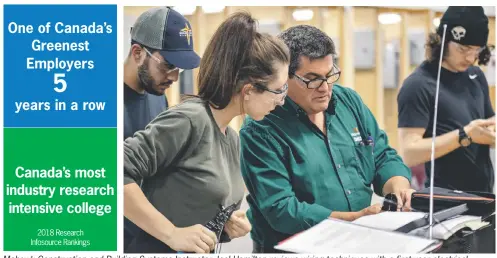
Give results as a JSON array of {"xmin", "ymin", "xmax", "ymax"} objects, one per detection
[{"xmin": 240, "ymin": 25, "xmax": 414, "ymax": 253}]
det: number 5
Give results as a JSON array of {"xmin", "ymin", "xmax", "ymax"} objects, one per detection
[{"xmin": 54, "ymin": 73, "xmax": 67, "ymax": 93}]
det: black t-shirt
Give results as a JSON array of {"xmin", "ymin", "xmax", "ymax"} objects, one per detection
[
  {"xmin": 398, "ymin": 61, "xmax": 495, "ymax": 192},
  {"xmin": 124, "ymin": 83, "xmax": 168, "ymax": 139}
]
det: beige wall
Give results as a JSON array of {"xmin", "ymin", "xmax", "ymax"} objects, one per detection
[
  {"xmin": 487, "ymin": 15, "xmax": 496, "ymax": 110},
  {"xmin": 124, "ymin": 6, "xmax": 496, "ymax": 149}
]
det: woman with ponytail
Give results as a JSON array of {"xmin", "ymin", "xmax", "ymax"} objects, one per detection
[{"xmin": 123, "ymin": 11, "xmax": 290, "ymax": 253}]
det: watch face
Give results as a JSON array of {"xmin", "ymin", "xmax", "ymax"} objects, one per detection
[{"xmin": 461, "ymin": 138, "xmax": 471, "ymax": 147}]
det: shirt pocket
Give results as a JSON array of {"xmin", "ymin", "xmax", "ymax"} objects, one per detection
[{"xmin": 341, "ymin": 145, "xmax": 375, "ymax": 185}]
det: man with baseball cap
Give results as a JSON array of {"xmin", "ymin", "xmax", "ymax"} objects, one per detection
[
  {"xmin": 398, "ymin": 7, "xmax": 495, "ymax": 193},
  {"xmin": 123, "ymin": 6, "xmax": 199, "ymax": 249},
  {"xmin": 124, "ymin": 6, "xmax": 200, "ymax": 139}
]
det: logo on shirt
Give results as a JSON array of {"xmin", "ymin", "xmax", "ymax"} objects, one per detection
[
  {"xmin": 351, "ymin": 127, "xmax": 362, "ymax": 143},
  {"xmin": 469, "ymin": 74, "xmax": 478, "ymax": 79}
]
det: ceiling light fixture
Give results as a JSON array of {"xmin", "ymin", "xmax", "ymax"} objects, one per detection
[
  {"xmin": 292, "ymin": 9, "xmax": 314, "ymax": 21},
  {"xmin": 202, "ymin": 6, "xmax": 225, "ymax": 14},
  {"xmin": 378, "ymin": 13, "xmax": 402, "ymax": 25}
]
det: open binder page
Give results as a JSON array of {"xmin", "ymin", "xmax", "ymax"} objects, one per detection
[
  {"xmin": 353, "ymin": 211, "xmax": 486, "ymax": 240},
  {"xmin": 274, "ymin": 218, "xmax": 441, "ymax": 254},
  {"xmin": 410, "ymin": 215, "xmax": 487, "ymax": 240},
  {"xmin": 353, "ymin": 211, "xmax": 426, "ymax": 231}
]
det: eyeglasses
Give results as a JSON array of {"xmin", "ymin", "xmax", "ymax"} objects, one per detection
[
  {"xmin": 143, "ymin": 47, "xmax": 184, "ymax": 75},
  {"xmin": 291, "ymin": 64, "xmax": 341, "ymax": 89},
  {"xmin": 454, "ymin": 43, "xmax": 485, "ymax": 57},
  {"xmin": 253, "ymin": 82, "xmax": 288, "ymax": 106}
]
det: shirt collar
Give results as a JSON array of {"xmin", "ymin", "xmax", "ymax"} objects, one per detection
[{"xmin": 421, "ymin": 60, "xmax": 465, "ymax": 83}]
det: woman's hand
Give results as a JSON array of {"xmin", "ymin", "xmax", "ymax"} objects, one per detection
[{"xmin": 223, "ymin": 210, "xmax": 252, "ymax": 239}]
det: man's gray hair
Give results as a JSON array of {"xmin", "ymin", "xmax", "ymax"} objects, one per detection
[{"xmin": 278, "ymin": 25, "xmax": 336, "ymax": 76}]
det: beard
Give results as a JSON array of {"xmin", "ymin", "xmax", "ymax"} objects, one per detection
[{"xmin": 137, "ymin": 59, "xmax": 171, "ymax": 96}]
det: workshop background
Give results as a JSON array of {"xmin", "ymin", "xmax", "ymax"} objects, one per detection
[{"xmin": 123, "ymin": 6, "xmax": 496, "ymax": 253}]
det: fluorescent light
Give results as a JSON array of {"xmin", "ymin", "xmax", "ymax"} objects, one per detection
[
  {"xmin": 433, "ymin": 17, "xmax": 441, "ymax": 27},
  {"xmin": 173, "ymin": 6, "xmax": 196, "ymax": 16},
  {"xmin": 386, "ymin": 42, "xmax": 394, "ymax": 50},
  {"xmin": 292, "ymin": 9, "xmax": 314, "ymax": 21},
  {"xmin": 202, "ymin": 6, "xmax": 225, "ymax": 14},
  {"xmin": 378, "ymin": 13, "xmax": 402, "ymax": 25}
]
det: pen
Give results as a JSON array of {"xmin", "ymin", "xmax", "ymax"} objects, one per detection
[{"xmin": 367, "ymin": 134, "xmax": 374, "ymax": 154}]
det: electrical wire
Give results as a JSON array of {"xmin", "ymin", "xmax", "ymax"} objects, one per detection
[{"xmin": 429, "ymin": 23, "xmax": 448, "ymax": 240}]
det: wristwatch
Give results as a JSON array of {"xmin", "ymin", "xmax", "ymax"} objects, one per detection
[{"xmin": 459, "ymin": 128, "xmax": 472, "ymax": 147}]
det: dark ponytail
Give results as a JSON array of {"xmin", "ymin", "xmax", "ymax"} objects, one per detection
[{"xmin": 198, "ymin": 11, "xmax": 290, "ymax": 109}]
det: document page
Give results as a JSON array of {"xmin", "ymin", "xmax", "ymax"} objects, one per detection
[
  {"xmin": 410, "ymin": 215, "xmax": 486, "ymax": 240},
  {"xmin": 275, "ymin": 218, "xmax": 440, "ymax": 253},
  {"xmin": 353, "ymin": 211, "xmax": 485, "ymax": 240},
  {"xmin": 353, "ymin": 211, "xmax": 426, "ymax": 231}
]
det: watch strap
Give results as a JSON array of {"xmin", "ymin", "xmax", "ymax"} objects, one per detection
[{"xmin": 459, "ymin": 127, "xmax": 471, "ymax": 146}]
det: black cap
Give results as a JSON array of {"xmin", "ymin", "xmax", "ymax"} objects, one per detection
[{"xmin": 437, "ymin": 6, "xmax": 489, "ymax": 47}]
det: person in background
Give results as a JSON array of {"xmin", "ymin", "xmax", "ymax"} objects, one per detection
[
  {"xmin": 122, "ymin": 6, "xmax": 201, "ymax": 248},
  {"xmin": 123, "ymin": 12, "xmax": 291, "ymax": 253},
  {"xmin": 124, "ymin": 6, "xmax": 200, "ymax": 139},
  {"xmin": 397, "ymin": 6, "xmax": 495, "ymax": 192},
  {"xmin": 239, "ymin": 25, "xmax": 415, "ymax": 253}
]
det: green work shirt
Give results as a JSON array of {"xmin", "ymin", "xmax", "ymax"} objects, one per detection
[{"xmin": 239, "ymin": 84, "xmax": 411, "ymax": 250}]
